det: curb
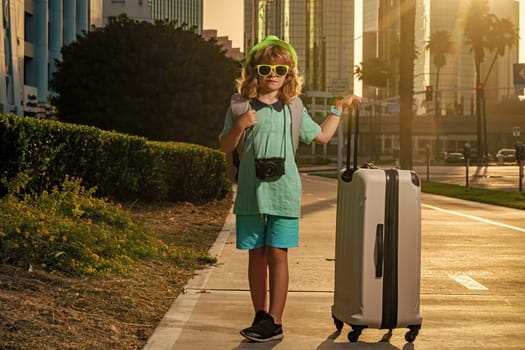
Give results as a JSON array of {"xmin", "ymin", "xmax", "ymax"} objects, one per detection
[{"xmin": 142, "ymin": 207, "xmax": 235, "ymax": 349}]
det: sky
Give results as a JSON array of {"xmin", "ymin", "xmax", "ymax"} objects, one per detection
[{"xmin": 203, "ymin": 0, "xmax": 244, "ymax": 49}]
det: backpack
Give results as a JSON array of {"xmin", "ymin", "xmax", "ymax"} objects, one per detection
[{"xmin": 226, "ymin": 93, "xmax": 304, "ymax": 182}]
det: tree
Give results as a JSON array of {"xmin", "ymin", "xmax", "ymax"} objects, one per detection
[
  {"xmin": 481, "ymin": 17, "xmax": 519, "ymax": 158},
  {"xmin": 425, "ymin": 30, "xmax": 455, "ymax": 156},
  {"xmin": 354, "ymin": 57, "xmax": 390, "ymax": 89},
  {"xmin": 51, "ymin": 15, "xmax": 241, "ymax": 148},
  {"xmin": 354, "ymin": 57, "xmax": 390, "ymax": 161},
  {"xmin": 399, "ymin": 0, "xmax": 417, "ymax": 169},
  {"xmin": 464, "ymin": 1, "xmax": 519, "ymax": 160},
  {"xmin": 463, "ymin": 0, "xmax": 492, "ymax": 161},
  {"xmin": 483, "ymin": 17, "xmax": 519, "ymax": 86}
]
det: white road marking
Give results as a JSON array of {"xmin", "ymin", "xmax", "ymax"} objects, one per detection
[
  {"xmin": 422, "ymin": 204, "xmax": 525, "ymax": 233},
  {"xmin": 449, "ymin": 275, "xmax": 488, "ymax": 290}
]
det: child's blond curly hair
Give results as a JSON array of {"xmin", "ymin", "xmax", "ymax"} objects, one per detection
[{"xmin": 236, "ymin": 45, "xmax": 303, "ymax": 105}]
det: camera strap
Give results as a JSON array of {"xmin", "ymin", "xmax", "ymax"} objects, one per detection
[{"xmin": 252, "ymin": 107, "xmax": 287, "ymax": 160}]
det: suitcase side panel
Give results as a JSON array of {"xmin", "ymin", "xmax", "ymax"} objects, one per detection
[
  {"xmin": 333, "ymin": 177, "xmax": 360, "ymax": 321},
  {"xmin": 396, "ymin": 170, "xmax": 423, "ymax": 327},
  {"xmin": 333, "ymin": 169, "xmax": 386, "ymax": 328}
]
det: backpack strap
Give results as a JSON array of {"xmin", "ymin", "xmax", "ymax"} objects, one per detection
[
  {"xmin": 230, "ymin": 93, "xmax": 251, "ymax": 118},
  {"xmin": 289, "ymin": 97, "xmax": 303, "ymax": 154},
  {"xmin": 225, "ymin": 94, "xmax": 251, "ymax": 182},
  {"xmin": 229, "ymin": 93, "xmax": 251, "ymax": 158}
]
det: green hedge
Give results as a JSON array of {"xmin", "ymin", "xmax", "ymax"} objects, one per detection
[{"xmin": 0, "ymin": 114, "xmax": 230, "ymax": 202}]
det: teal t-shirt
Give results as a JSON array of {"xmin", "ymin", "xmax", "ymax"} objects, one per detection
[{"xmin": 219, "ymin": 99, "xmax": 321, "ymax": 218}]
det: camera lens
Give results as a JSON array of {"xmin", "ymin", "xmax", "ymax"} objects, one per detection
[{"xmin": 265, "ymin": 163, "xmax": 276, "ymax": 177}]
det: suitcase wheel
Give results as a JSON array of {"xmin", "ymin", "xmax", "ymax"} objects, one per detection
[
  {"xmin": 347, "ymin": 326, "xmax": 365, "ymax": 343},
  {"xmin": 405, "ymin": 326, "xmax": 420, "ymax": 343},
  {"xmin": 332, "ymin": 316, "xmax": 344, "ymax": 331}
]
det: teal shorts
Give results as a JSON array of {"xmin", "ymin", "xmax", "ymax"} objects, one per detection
[{"xmin": 235, "ymin": 214, "xmax": 299, "ymax": 250}]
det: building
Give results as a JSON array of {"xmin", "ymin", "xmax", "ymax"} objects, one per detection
[
  {"xmin": 351, "ymin": 0, "xmax": 521, "ymax": 158},
  {"xmin": 103, "ymin": 0, "xmax": 203, "ymax": 32},
  {"xmin": 335, "ymin": 0, "xmax": 520, "ymax": 117},
  {"xmin": 4, "ymin": 0, "xmax": 204, "ymax": 117},
  {"xmin": 152, "ymin": 0, "xmax": 203, "ymax": 32},
  {"xmin": 102, "ymin": 0, "xmax": 153, "ymax": 23},
  {"xmin": 244, "ymin": 0, "xmax": 355, "ymax": 94},
  {"xmin": 246, "ymin": 0, "xmax": 522, "ymax": 162},
  {"xmin": 202, "ymin": 29, "xmax": 243, "ymax": 61},
  {"xmin": 1, "ymin": 0, "xmax": 103, "ymax": 116},
  {"xmin": 417, "ymin": 0, "xmax": 519, "ymax": 118}
]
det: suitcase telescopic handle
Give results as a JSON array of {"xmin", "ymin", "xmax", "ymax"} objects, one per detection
[
  {"xmin": 341, "ymin": 105, "xmax": 360, "ymax": 182},
  {"xmin": 375, "ymin": 224, "xmax": 384, "ymax": 278}
]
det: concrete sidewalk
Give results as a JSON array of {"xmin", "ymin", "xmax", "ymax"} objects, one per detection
[{"xmin": 144, "ymin": 173, "xmax": 525, "ymax": 350}]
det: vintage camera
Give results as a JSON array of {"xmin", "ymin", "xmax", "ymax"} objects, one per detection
[{"xmin": 255, "ymin": 157, "xmax": 285, "ymax": 180}]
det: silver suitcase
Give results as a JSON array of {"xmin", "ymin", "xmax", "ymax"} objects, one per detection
[{"xmin": 331, "ymin": 107, "xmax": 422, "ymax": 343}]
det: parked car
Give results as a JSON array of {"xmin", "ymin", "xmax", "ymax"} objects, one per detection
[
  {"xmin": 446, "ymin": 152, "xmax": 465, "ymax": 163},
  {"xmin": 496, "ymin": 149, "xmax": 516, "ymax": 162}
]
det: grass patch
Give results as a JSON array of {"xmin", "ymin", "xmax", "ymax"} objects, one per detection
[
  {"xmin": 0, "ymin": 172, "xmax": 212, "ymax": 276},
  {"xmin": 421, "ymin": 181, "xmax": 525, "ymax": 210}
]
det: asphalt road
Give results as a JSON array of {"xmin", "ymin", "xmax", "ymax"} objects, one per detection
[{"xmin": 418, "ymin": 190, "xmax": 525, "ymax": 350}]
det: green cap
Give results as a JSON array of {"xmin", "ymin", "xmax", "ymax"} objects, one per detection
[{"xmin": 245, "ymin": 35, "xmax": 298, "ymax": 66}]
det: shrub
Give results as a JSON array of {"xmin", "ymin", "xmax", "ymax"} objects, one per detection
[{"xmin": 0, "ymin": 114, "xmax": 231, "ymax": 203}]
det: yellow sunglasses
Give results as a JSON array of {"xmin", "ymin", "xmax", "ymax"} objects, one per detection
[{"xmin": 255, "ymin": 64, "xmax": 290, "ymax": 77}]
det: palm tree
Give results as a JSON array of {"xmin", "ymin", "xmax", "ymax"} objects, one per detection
[
  {"xmin": 399, "ymin": 0, "xmax": 416, "ymax": 169},
  {"xmin": 425, "ymin": 30, "xmax": 455, "ymax": 158},
  {"xmin": 354, "ymin": 57, "xmax": 390, "ymax": 89},
  {"xmin": 483, "ymin": 17, "xmax": 519, "ymax": 86},
  {"xmin": 480, "ymin": 17, "xmax": 519, "ymax": 159},
  {"xmin": 463, "ymin": 0, "xmax": 492, "ymax": 161}
]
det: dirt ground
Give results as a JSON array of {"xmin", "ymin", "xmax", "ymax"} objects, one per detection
[{"xmin": 0, "ymin": 193, "xmax": 233, "ymax": 350}]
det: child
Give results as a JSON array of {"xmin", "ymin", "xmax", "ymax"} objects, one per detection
[{"xmin": 219, "ymin": 35, "xmax": 360, "ymax": 342}]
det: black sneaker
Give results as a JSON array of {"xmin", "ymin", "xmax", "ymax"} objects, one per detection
[
  {"xmin": 240, "ymin": 314, "xmax": 283, "ymax": 342},
  {"xmin": 252, "ymin": 310, "xmax": 268, "ymax": 326}
]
